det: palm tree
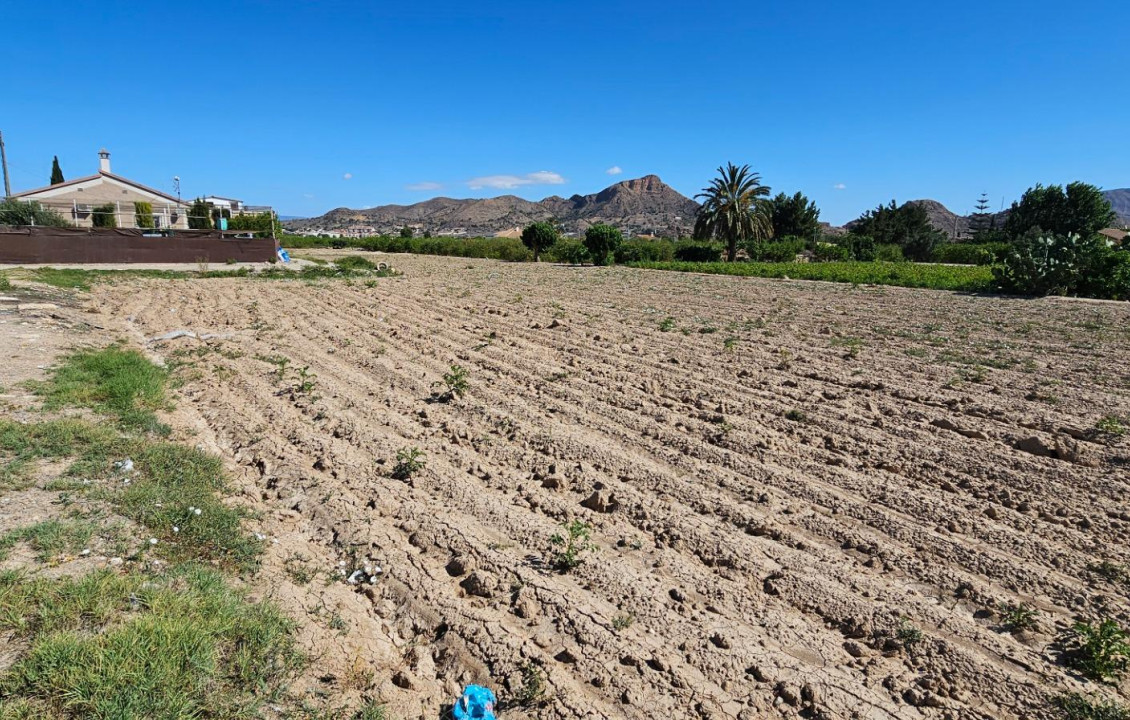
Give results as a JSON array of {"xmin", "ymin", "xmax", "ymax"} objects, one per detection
[{"xmin": 694, "ymin": 163, "xmax": 772, "ymax": 262}]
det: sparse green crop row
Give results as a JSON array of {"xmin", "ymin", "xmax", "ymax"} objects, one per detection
[{"xmin": 626, "ymin": 260, "xmax": 994, "ymax": 292}]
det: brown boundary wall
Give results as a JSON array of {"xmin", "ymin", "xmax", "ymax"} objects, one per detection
[{"xmin": 0, "ymin": 226, "xmax": 277, "ymax": 264}]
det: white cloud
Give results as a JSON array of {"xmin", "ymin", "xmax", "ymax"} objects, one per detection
[
  {"xmin": 343, "ymin": 172, "xmax": 353, "ymax": 180},
  {"xmin": 303, "ymin": 193, "xmax": 315, "ymax": 199},
  {"xmin": 405, "ymin": 181, "xmax": 443, "ymax": 192},
  {"xmin": 606, "ymin": 166, "xmax": 623, "ymax": 176},
  {"xmin": 833, "ymin": 183, "xmax": 846, "ymax": 190},
  {"xmin": 467, "ymin": 171, "xmax": 566, "ymax": 190}
]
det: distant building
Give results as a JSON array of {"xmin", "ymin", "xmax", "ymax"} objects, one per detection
[
  {"xmin": 1098, "ymin": 228, "xmax": 1127, "ymax": 245},
  {"xmin": 11, "ymin": 149, "xmax": 190, "ymax": 229}
]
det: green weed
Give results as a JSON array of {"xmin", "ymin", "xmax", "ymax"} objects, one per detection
[
  {"xmin": 1065, "ymin": 619, "xmax": 1130, "ymax": 683},
  {"xmin": 1055, "ymin": 693, "xmax": 1130, "ymax": 720},
  {"xmin": 658, "ymin": 317, "xmax": 676, "ymax": 332},
  {"xmin": 549, "ymin": 520, "xmax": 594, "ymax": 572},
  {"xmin": 391, "ymin": 447, "xmax": 426, "ymax": 481},
  {"xmin": 999, "ymin": 601, "xmax": 1039, "ymax": 632},
  {"xmin": 1096, "ymin": 416, "xmax": 1126, "ymax": 436}
]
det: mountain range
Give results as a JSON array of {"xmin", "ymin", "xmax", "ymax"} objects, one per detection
[
  {"xmin": 284, "ymin": 175, "xmax": 699, "ymax": 237},
  {"xmin": 284, "ymin": 180, "xmax": 1130, "ymax": 237}
]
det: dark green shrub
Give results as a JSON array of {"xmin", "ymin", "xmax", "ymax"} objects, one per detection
[
  {"xmin": 994, "ymin": 230, "xmax": 1130, "ymax": 299},
  {"xmin": 549, "ymin": 238, "xmax": 590, "ymax": 264},
  {"xmin": 134, "ymin": 202, "xmax": 155, "ymax": 229},
  {"xmin": 1004, "ymin": 182, "xmax": 1116, "ymax": 241},
  {"xmin": 615, "ymin": 237, "xmax": 675, "ymax": 263},
  {"xmin": 813, "ymin": 243, "xmax": 850, "ymax": 262},
  {"xmin": 841, "ymin": 233, "xmax": 876, "ymax": 261},
  {"xmin": 875, "ymin": 244, "xmax": 905, "ymax": 262},
  {"xmin": 0, "ymin": 199, "xmax": 71, "ymax": 227},
  {"xmin": 399, "ymin": 226, "xmax": 413, "ymax": 239},
  {"xmin": 752, "ymin": 237, "xmax": 805, "ymax": 262},
  {"xmin": 228, "ymin": 212, "xmax": 278, "ymax": 237},
  {"xmin": 674, "ymin": 242, "xmax": 723, "ymax": 262},
  {"xmin": 91, "ymin": 204, "xmax": 117, "ymax": 228},
  {"xmin": 583, "ymin": 224, "xmax": 623, "ymax": 266},
  {"xmin": 187, "ymin": 198, "xmax": 212, "ymax": 230}
]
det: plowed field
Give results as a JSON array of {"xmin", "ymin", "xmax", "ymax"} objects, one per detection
[{"xmin": 97, "ymin": 255, "xmax": 1130, "ymax": 719}]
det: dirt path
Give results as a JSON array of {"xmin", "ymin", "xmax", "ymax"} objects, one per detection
[{"xmin": 93, "ymin": 256, "xmax": 1130, "ymax": 719}]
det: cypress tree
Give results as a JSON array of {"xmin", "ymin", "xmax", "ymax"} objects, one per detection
[{"xmin": 50, "ymin": 156, "xmax": 64, "ymax": 185}]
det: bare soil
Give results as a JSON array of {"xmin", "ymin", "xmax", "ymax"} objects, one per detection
[{"xmin": 86, "ymin": 255, "xmax": 1129, "ymax": 719}]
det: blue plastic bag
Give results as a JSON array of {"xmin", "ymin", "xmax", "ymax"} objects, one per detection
[
  {"xmin": 276, "ymin": 247, "xmax": 291, "ymax": 263},
  {"xmin": 452, "ymin": 684, "xmax": 496, "ymax": 720}
]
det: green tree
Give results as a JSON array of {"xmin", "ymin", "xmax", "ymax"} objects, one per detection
[
  {"xmin": 399, "ymin": 226, "xmax": 414, "ymax": 239},
  {"xmin": 50, "ymin": 156, "xmax": 64, "ymax": 185},
  {"xmin": 583, "ymin": 223, "xmax": 623, "ymax": 266},
  {"xmin": 91, "ymin": 203, "xmax": 117, "ymax": 228},
  {"xmin": 520, "ymin": 221, "xmax": 558, "ymax": 262},
  {"xmin": 852, "ymin": 201, "xmax": 945, "ymax": 261},
  {"xmin": 134, "ymin": 201, "xmax": 155, "ymax": 229},
  {"xmin": 767, "ymin": 191, "xmax": 821, "ymax": 242},
  {"xmin": 188, "ymin": 198, "xmax": 212, "ymax": 230},
  {"xmin": 1003, "ymin": 182, "xmax": 1116, "ymax": 240},
  {"xmin": 0, "ymin": 199, "xmax": 71, "ymax": 227},
  {"xmin": 969, "ymin": 192, "xmax": 994, "ymax": 238},
  {"xmin": 694, "ymin": 163, "xmax": 772, "ymax": 262}
]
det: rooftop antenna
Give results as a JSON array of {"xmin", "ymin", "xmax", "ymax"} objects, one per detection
[{"xmin": 173, "ymin": 176, "xmax": 181, "ymax": 202}]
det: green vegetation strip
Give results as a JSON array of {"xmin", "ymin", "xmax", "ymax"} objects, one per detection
[
  {"xmin": 0, "ymin": 258, "xmax": 398, "ymax": 291},
  {"xmin": 627, "ymin": 260, "xmax": 994, "ymax": 292},
  {"xmin": 0, "ymin": 565, "xmax": 300, "ymax": 718},
  {"xmin": 0, "ymin": 346, "xmax": 309, "ymax": 717}
]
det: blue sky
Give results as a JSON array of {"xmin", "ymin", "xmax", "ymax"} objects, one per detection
[{"xmin": 3, "ymin": 0, "xmax": 1126, "ymax": 224}]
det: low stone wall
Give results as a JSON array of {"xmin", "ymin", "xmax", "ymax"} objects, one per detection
[{"xmin": 0, "ymin": 226, "xmax": 276, "ymax": 264}]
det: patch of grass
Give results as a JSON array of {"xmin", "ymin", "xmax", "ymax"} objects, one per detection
[
  {"xmin": 0, "ymin": 418, "xmax": 119, "ymax": 490},
  {"xmin": 284, "ymin": 554, "xmax": 318, "ymax": 586},
  {"xmin": 831, "ymin": 336, "xmax": 864, "ymax": 358},
  {"xmin": 1096, "ymin": 416, "xmax": 1126, "ymax": 436},
  {"xmin": 1055, "ymin": 693, "xmax": 1130, "ymax": 720},
  {"xmin": 390, "ymin": 447, "xmax": 426, "ymax": 481},
  {"xmin": 34, "ymin": 345, "xmax": 170, "ymax": 433},
  {"xmin": 1089, "ymin": 561, "xmax": 1130, "ymax": 584},
  {"xmin": 658, "ymin": 317, "xmax": 676, "ymax": 332},
  {"xmin": 334, "ymin": 255, "xmax": 378, "ymax": 272},
  {"xmin": 0, "ymin": 418, "xmax": 261, "ymax": 572},
  {"xmin": 784, "ymin": 409, "xmax": 807, "ymax": 423},
  {"xmin": 0, "ymin": 519, "xmax": 96, "ymax": 562},
  {"xmin": 0, "ymin": 274, "xmax": 10, "ymax": 291},
  {"xmin": 1065, "ymin": 619, "xmax": 1130, "ymax": 683},
  {"xmin": 549, "ymin": 520, "xmax": 594, "ymax": 572},
  {"xmin": 0, "ymin": 565, "xmax": 302, "ymax": 718}
]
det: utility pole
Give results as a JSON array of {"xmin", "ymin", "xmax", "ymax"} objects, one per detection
[{"xmin": 0, "ymin": 130, "xmax": 11, "ymax": 199}]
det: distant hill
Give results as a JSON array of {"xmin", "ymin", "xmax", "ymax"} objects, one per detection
[
  {"xmin": 1104, "ymin": 189, "xmax": 1130, "ymax": 227},
  {"xmin": 284, "ymin": 175, "xmax": 699, "ymax": 237}
]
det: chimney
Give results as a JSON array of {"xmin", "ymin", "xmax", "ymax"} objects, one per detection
[{"xmin": 98, "ymin": 148, "xmax": 111, "ymax": 174}]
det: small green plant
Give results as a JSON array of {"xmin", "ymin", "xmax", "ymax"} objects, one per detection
[
  {"xmin": 294, "ymin": 366, "xmax": 317, "ymax": 395},
  {"xmin": 391, "ymin": 447, "xmax": 426, "ymax": 481},
  {"xmin": 658, "ymin": 317, "xmax": 676, "ymax": 332},
  {"xmin": 784, "ymin": 409, "xmax": 807, "ymax": 423},
  {"xmin": 549, "ymin": 520, "xmax": 594, "ymax": 572},
  {"xmin": 897, "ymin": 618, "xmax": 923, "ymax": 648},
  {"xmin": 1055, "ymin": 692, "xmax": 1130, "ymax": 720},
  {"xmin": 612, "ymin": 612, "xmax": 636, "ymax": 631},
  {"xmin": 1065, "ymin": 619, "xmax": 1130, "ymax": 682},
  {"xmin": 1096, "ymin": 416, "xmax": 1126, "ymax": 436},
  {"xmin": 999, "ymin": 601, "xmax": 1039, "ymax": 632},
  {"xmin": 513, "ymin": 662, "xmax": 546, "ymax": 706},
  {"xmin": 431, "ymin": 361, "xmax": 467, "ymax": 402},
  {"xmin": 284, "ymin": 554, "xmax": 317, "ymax": 585},
  {"xmin": 722, "ymin": 336, "xmax": 739, "ymax": 352}
]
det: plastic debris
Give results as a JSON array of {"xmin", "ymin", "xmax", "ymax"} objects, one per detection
[
  {"xmin": 115, "ymin": 458, "xmax": 134, "ymax": 473},
  {"xmin": 453, "ymin": 685, "xmax": 496, "ymax": 720}
]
